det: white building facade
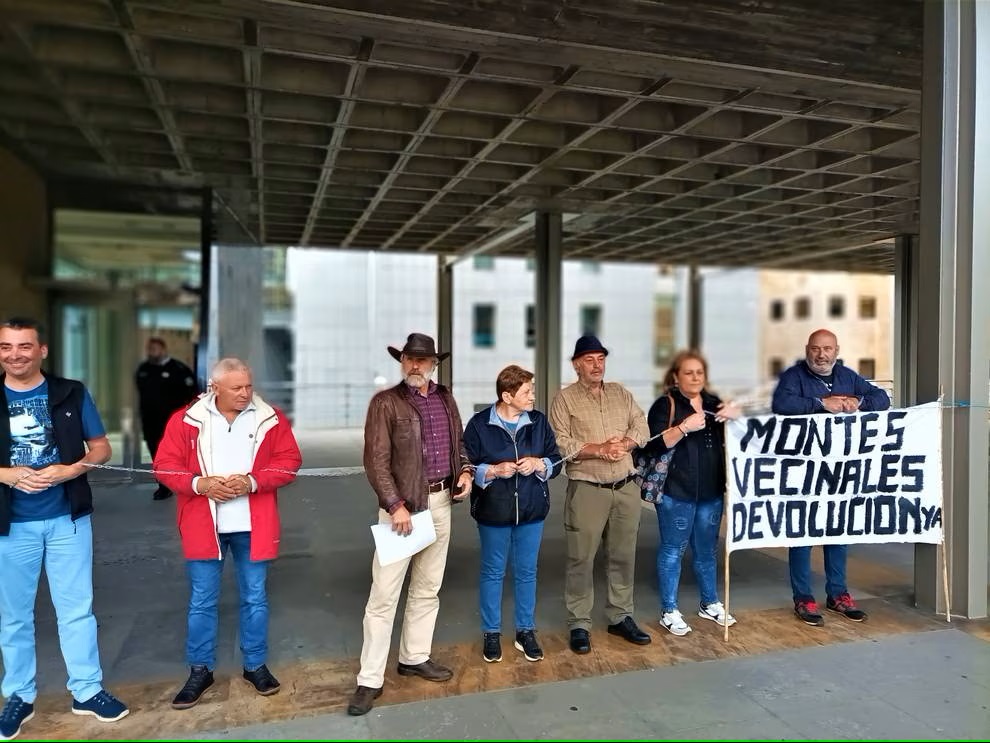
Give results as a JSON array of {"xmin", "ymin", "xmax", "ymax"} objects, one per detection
[{"xmin": 288, "ymin": 250, "xmax": 658, "ymax": 428}]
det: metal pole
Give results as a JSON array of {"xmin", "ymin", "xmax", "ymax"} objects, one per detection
[
  {"xmin": 196, "ymin": 187, "xmax": 212, "ymax": 390},
  {"xmin": 437, "ymin": 256, "xmax": 453, "ymax": 389},
  {"xmin": 534, "ymin": 211, "xmax": 562, "ymax": 413}
]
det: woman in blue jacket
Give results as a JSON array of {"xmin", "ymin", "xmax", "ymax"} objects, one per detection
[{"xmin": 463, "ymin": 365, "xmax": 561, "ymax": 664}]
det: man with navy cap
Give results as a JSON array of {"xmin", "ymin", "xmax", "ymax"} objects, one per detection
[{"xmin": 549, "ymin": 335, "xmax": 651, "ymax": 654}]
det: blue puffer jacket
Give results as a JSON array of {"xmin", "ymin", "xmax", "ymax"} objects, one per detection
[
  {"xmin": 772, "ymin": 360, "xmax": 890, "ymax": 415},
  {"xmin": 463, "ymin": 405, "xmax": 562, "ymax": 526}
]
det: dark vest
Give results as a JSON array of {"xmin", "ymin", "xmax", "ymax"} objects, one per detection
[{"xmin": 0, "ymin": 373, "xmax": 93, "ymax": 536}]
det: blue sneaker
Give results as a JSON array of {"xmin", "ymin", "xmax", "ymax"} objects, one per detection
[
  {"xmin": 0, "ymin": 695, "xmax": 34, "ymax": 741},
  {"xmin": 71, "ymin": 689, "xmax": 129, "ymax": 722}
]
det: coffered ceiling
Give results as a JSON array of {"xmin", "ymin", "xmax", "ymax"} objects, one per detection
[{"xmin": 0, "ymin": 0, "xmax": 923, "ymax": 271}]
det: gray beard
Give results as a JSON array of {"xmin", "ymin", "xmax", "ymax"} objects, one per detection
[{"xmin": 404, "ymin": 374, "xmax": 428, "ymax": 388}]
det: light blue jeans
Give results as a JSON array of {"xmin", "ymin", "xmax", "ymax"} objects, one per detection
[
  {"xmin": 185, "ymin": 531, "xmax": 270, "ymax": 671},
  {"xmin": 477, "ymin": 521, "xmax": 544, "ymax": 633},
  {"xmin": 0, "ymin": 514, "xmax": 103, "ymax": 703},
  {"xmin": 656, "ymin": 496, "xmax": 723, "ymax": 613}
]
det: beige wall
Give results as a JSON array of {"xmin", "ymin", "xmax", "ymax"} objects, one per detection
[
  {"xmin": 759, "ymin": 270, "xmax": 894, "ymax": 383},
  {"xmin": 0, "ymin": 148, "xmax": 49, "ymax": 323}
]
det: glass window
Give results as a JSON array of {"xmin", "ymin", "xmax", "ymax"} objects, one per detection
[
  {"xmin": 859, "ymin": 296, "xmax": 877, "ymax": 319},
  {"xmin": 794, "ymin": 296, "xmax": 811, "ymax": 319},
  {"xmin": 473, "ymin": 304, "xmax": 496, "ymax": 348},
  {"xmin": 524, "ymin": 304, "xmax": 535, "ymax": 348},
  {"xmin": 828, "ymin": 295, "xmax": 845, "ymax": 318},
  {"xmin": 473, "ymin": 255, "xmax": 495, "ymax": 271},
  {"xmin": 858, "ymin": 358, "xmax": 876, "ymax": 379},
  {"xmin": 769, "ymin": 299, "xmax": 785, "ymax": 321},
  {"xmin": 580, "ymin": 304, "xmax": 602, "ymax": 336}
]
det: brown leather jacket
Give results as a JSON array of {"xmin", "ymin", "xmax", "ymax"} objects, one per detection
[{"xmin": 363, "ymin": 382, "xmax": 471, "ymax": 513}]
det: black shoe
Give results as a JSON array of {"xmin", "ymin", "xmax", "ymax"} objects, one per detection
[
  {"xmin": 794, "ymin": 600, "xmax": 826, "ymax": 627},
  {"xmin": 514, "ymin": 630, "xmax": 544, "ymax": 662},
  {"xmin": 826, "ymin": 593, "xmax": 868, "ymax": 622},
  {"xmin": 243, "ymin": 664, "xmax": 280, "ymax": 695},
  {"xmin": 607, "ymin": 616, "xmax": 652, "ymax": 645},
  {"xmin": 482, "ymin": 632, "xmax": 502, "ymax": 663},
  {"xmin": 396, "ymin": 659, "xmax": 453, "ymax": 682},
  {"xmin": 569, "ymin": 628, "xmax": 591, "ymax": 654},
  {"xmin": 152, "ymin": 485, "xmax": 174, "ymax": 501},
  {"xmin": 171, "ymin": 665, "xmax": 214, "ymax": 710},
  {"xmin": 347, "ymin": 685, "xmax": 382, "ymax": 716}
]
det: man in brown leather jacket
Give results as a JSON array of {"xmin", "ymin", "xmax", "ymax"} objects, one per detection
[{"xmin": 347, "ymin": 333, "xmax": 472, "ymax": 717}]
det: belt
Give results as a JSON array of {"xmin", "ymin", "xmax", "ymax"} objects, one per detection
[
  {"xmin": 426, "ymin": 476, "xmax": 454, "ymax": 493},
  {"xmin": 589, "ymin": 474, "xmax": 636, "ymax": 490}
]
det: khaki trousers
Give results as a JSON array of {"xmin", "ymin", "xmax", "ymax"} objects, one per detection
[
  {"xmin": 563, "ymin": 479, "xmax": 642, "ymax": 630},
  {"xmin": 356, "ymin": 490, "xmax": 452, "ymax": 688}
]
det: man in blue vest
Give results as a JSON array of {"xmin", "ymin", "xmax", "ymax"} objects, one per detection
[{"xmin": 0, "ymin": 317, "xmax": 128, "ymax": 740}]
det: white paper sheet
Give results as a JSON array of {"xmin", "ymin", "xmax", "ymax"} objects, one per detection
[{"xmin": 371, "ymin": 509, "xmax": 437, "ymax": 567}]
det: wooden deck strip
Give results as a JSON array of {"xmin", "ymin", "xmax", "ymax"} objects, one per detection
[{"xmin": 30, "ymin": 598, "xmax": 977, "ymax": 741}]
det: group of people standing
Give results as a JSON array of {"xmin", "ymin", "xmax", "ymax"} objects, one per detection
[
  {"xmin": 0, "ymin": 318, "xmax": 303, "ymax": 740},
  {"xmin": 0, "ymin": 315, "xmax": 887, "ymax": 737},
  {"xmin": 347, "ymin": 327, "xmax": 887, "ymax": 716}
]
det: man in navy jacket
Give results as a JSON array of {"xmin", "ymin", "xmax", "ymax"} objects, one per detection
[{"xmin": 771, "ymin": 328, "xmax": 890, "ymax": 627}]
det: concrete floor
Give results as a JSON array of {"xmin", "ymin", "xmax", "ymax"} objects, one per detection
[{"xmin": 8, "ymin": 432, "xmax": 989, "ymax": 739}]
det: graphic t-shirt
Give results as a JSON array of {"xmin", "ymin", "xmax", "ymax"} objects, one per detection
[{"xmin": 6, "ymin": 380, "xmax": 105, "ymax": 522}]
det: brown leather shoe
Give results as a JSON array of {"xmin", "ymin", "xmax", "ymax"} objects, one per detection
[
  {"xmin": 346, "ymin": 685, "xmax": 382, "ymax": 716},
  {"xmin": 396, "ymin": 659, "xmax": 453, "ymax": 682}
]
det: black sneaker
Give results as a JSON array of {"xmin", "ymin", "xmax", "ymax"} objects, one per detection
[
  {"xmin": 171, "ymin": 665, "xmax": 214, "ymax": 710},
  {"xmin": 514, "ymin": 629, "xmax": 544, "ymax": 662},
  {"xmin": 243, "ymin": 664, "xmax": 280, "ymax": 696},
  {"xmin": 826, "ymin": 593, "xmax": 868, "ymax": 622},
  {"xmin": 0, "ymin": 695, "xmax": 34, "ymax": 741},
  {"xmin": 794, "ymin": 599, "xmax": 825, "ymax": 627},
  {"xmin": 482, "ymin": 632, "xmax": 502, "ymax": 663}
]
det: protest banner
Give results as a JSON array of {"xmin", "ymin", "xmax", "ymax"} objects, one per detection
[
  {"xmin": 720, "ymin": 401, "xmax": 946, "ymax": 638},
  {"xmin": 725, "ymin": 402, "xmax": 943, "ymax": 552}
]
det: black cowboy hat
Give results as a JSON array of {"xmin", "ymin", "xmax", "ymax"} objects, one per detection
[{"xmin": 387, "ymin": 332, "xmax": 450, "ymax": 362}]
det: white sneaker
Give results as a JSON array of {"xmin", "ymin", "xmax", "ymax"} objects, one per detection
[
  {"xmin": 660, "ymin": 610, "xmax": 692, "ymax": 636},
  {"xmin": 698, "ymin": 601, "xmax": 737, "ymax": 627}
]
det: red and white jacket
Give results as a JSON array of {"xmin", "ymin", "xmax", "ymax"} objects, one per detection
[{"xmin": 154, "ymin": 393, "xmax": 302, "ymax": 561}]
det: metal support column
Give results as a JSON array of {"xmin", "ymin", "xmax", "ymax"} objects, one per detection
[
  {"xmin": 534, "ymin": 211, "xmax": 562, "ymax": 413},
  {"xmin": 915, "ymin": 0, "xmax": 990, "ymax": 617},
  {"xmin": 196, "ymin": 186, "xmax": 212, "ymax": 390},
  {"xmin": 687, "ymin": 265, "xmax": 702, "ymax": 350},
  {"xmin": 437, "ymin": 256, "xmax": 453, "ymax": 388},
  {"xmin": 892, "ymin": 235, "xmax": 919, "ymax": 408}
]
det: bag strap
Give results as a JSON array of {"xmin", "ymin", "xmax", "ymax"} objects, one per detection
[{"xmin": 666, "ymin": 393, "xmax": 675, "ymax": 430}]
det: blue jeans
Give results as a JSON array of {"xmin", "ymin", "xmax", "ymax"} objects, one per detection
[
  {"xmin": 185, "ymin": 531, "xmax": 270, "ymax": 671},
  {"xmin": 0, "ymin": 515, "xmax": 103, "ymax": 703},
  {"xmin": 656, "ymin": 496, "xmax": 723, "ymax": 613},
  {"xmin": 788, "ymin": 544, "xmax": 848, "ymax": 603},
  {"xmin": 477, "ymin": 520, "xmax": 544, "ymax": 633}
]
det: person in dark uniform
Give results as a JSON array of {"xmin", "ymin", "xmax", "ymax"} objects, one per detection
[{"xmin": 135, "ymin": 337, "xmax": 198, "ymax": 500}]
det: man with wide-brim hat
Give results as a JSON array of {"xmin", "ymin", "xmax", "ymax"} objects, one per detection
[
  {"xmin": 386, "ymin": 332, "xmax": 451, "ymax": 363},
  {"xmin": 549, "ymin": 334, "xmax": 652, "ymax": 654},
  {"xmin": 348, "ymin": 332, "xmax": 472, "ymax": 717}
]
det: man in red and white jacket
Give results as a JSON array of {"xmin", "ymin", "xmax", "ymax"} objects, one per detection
[{"xmin": 154, "ymin": 358, "xmax": 301, "ymax": 712}]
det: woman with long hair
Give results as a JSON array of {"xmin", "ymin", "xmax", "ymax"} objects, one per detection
[{"xmin": 642, "ymin": 349, "xmax": 740, "ymax": 636}]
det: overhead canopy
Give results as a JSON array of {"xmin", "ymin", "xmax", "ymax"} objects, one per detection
[{"xmin": 0, "ymin": 0, "xmax": 921, "ymax": 271}]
